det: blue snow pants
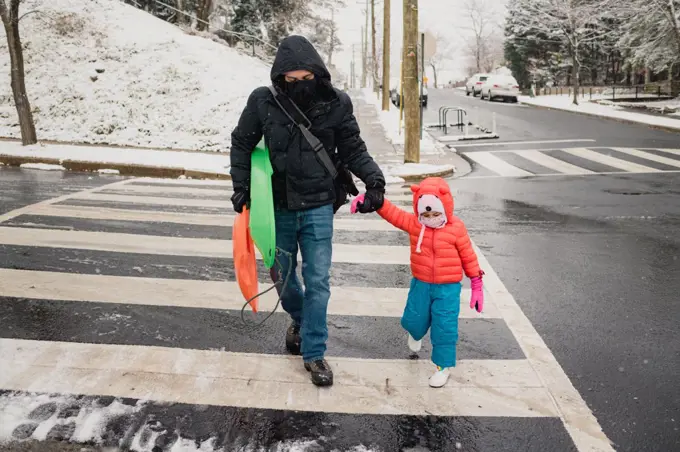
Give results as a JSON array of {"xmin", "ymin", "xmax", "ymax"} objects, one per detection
[{"xmin": 401, "ymin": 277, "xmax": 461, "ymax": 368}]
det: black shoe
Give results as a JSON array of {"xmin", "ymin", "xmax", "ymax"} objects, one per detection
[
  {"xmin": 304, "ymin": 359, "xmax": 334, "ymax": 387},
  {"xmin": 285, "ymin": 323, "xmax": 301, "ymax": 355}
]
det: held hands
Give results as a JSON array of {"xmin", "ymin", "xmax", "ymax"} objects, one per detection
[
  {"xmin": 469, "ymin": 271, "xmax": 485, "ymax": 313},
  {"xmin": 350, "ymin": 189, "xmax": 384, "ymax": 214}
]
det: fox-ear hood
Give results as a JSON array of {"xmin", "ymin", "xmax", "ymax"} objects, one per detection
[{"xmin": 410, "ymin": 177, "xmax": 454, "ymax": 219}]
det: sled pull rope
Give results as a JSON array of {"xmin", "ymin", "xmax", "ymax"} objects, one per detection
[{"xmin": 240, "ymin": 247, "xmax": 293, "ymax": 327}]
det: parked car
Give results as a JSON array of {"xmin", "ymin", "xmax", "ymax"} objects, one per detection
[
  {"xmin": 479, "ymin": 75, "xmax": 520, "ymax": 102},
  {"xmin": 390, "ymin": 83, "xmax": 428, "ymax": 107},
  {"xmin": 465, "ymin": 73, "xmax": 490, "ymax": 96}
]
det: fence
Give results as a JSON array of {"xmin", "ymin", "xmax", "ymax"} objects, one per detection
[
  {"xmin": 124, "ymin": 0, "xmax": 277, "ymax": 63},
  {"xmin": 533, "ymin": 82, "xmax": 678, "ymax": 101}
]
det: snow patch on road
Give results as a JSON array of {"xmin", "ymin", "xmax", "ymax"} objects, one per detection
[{"xmin": 19, "ymin": 163, "xmax": 66, "ymax": 171}]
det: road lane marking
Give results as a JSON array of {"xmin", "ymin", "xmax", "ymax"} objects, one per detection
[
  {"xmin": 0, "ymin": 338, "xmax": 553, "ymax": 417},
  {"xmin": 515, "ymin": 150, "xmax": 595, "ymax": 175},
  {"xmin": 0, "ymin": 269, "xmax": 499, "ymax": 319},
  {"xmin": 0, "ymin": 178, "xmax": 133, "ymax": 224},
  {"xmin": 24, "ymin": 205, "xmax": 398, "ymax": 232},
  {"xmin": 0, "ymin": 226, "xmax": 411, "ymax": 265},
  {"xmin": 563, "ymin": 148, "xmax": 660, "ymax": 173},
  {"xmin": 460, "ymin": 170, "xmax": 680, "ymax": 180},
  {"xmin": 448, "ymin": 139, "xmax": 597, "ymax": 148},
  {"xmin": 466, "ymin": 151, "xmax": 533, "ymax": 177},
  {"xmin": 472, "ymin": 242, "xmax": 614, "ymax": 451},
  {"xmin": 610, "ymin": 148, "xmax": 680, "ymax": 168}
]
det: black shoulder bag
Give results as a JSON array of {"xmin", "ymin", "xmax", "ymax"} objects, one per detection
[{"xmin": 267, "ymin": 85, "xmax": 359, "ymax": 213}]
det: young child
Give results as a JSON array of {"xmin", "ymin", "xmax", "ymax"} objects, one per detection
[{"xmin": 353, "ymin": 177, "xmax": 484, "ymax": 388}]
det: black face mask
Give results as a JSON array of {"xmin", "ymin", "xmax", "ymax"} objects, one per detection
[{"xmin": 284, "ymin": 79, "xmax": 317, "ymax": 108}]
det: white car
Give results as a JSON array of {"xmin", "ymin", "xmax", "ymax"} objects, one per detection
[
  {"xmin": 480, "ymin": 75, "xmax": 520, "ymax": 102},
  {"xmin": 465, "ymin": 73, "xmax": 490, "ymax": 97}
]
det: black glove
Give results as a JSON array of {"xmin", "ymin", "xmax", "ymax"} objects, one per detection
[
  {"xmin": 357, "ymin": 188, "xmax": 385, "ymax": 213},
  {"xmin": 231, "ymin": 189, "xmax": 250, "ymax": 213}
]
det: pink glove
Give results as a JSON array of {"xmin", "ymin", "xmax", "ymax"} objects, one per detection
[
  {"xmin": 350, "ymin": 194, "xmax": 365, "ymax": 214},
  {"xmin": 469, "ymin": 272, "xmax": 484, "ymax": 313}
]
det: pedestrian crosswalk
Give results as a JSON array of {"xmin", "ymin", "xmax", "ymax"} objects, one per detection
[
  {"xmin": 463, "ymin": 147, "xmax": 680, "ymax": 178},
  {"xmin": 0, "ymin": 177, "xmax": 613, "ymax": 451}
]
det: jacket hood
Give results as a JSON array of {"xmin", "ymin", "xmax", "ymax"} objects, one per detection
[
  {"xmin": 271, "ymin": 35, "xmax": 331, "ymax": 83},
  {"xmin": 410, "ymin": 177, "xmax": 454, "ymax": 221}
]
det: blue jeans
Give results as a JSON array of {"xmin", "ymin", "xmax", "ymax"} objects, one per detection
[
  {"xmin": 401, "ymin": 278, "xmax": 461, "ymax": 368},
  {"xmin": 270, "ymin": 204, "xmax": 333, "ymax": 363}
]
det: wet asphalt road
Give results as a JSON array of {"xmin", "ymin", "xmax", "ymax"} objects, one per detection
[
  {"xmin": 421, "ymin": 88, "xmax": 680, "ymax": 451},
  {"xmin": 1, "ymin": 86, "xmax": 680, "ymax": 452},
  {"xmin": 424, "ymin": 88, "xmax": 680, "ymax": 149}
]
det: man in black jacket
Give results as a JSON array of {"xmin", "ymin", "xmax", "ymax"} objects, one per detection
[{"xmin": 230, "ymin": 35, "xmax": 386, "ymax": 386}]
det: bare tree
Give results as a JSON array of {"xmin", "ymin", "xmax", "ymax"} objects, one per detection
[
  {"xmin": 512, "ymin": 0, "xmax": 611, "ymax": 105},
  {"xmin": 0, "ymin": 0, "xmax": 36, "ymax": 145},
  {"xmin": 463, "ymin": 0, "xmax": 498, "ymax": 73},
  {"xmin": 426, "ymin": 33, "xmax": 451, "ymax": 89}
]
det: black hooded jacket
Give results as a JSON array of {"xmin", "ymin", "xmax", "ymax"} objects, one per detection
[{"xmin": 229, "ymin": 35, "xmax": 385, "ymax": 211}]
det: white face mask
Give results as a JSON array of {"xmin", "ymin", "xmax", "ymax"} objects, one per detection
[{"xmin": 420, "ymin": 214, "xmax": 446, "ymax": 229}]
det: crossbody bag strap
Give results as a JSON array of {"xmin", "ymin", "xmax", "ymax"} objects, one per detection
[{"xmin": 267, "ymin": 85, "xmax": 338, "ymax": 179}]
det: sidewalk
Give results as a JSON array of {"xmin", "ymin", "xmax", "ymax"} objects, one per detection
[
  {"xmin": 0, "ymin": 92, "xmax": 464, "ymax": 182},
  {"xmin": 519, "ymin": 95, "xmax": 680, "ymax": 133},
  {"xmin": 351, "ymin": 90, "xmax": 465, "ymax": 182}
]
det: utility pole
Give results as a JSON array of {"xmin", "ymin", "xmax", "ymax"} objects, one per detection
[
  {"xmin": 381, "ymin": 0, "xmax": 391, "ymax": 110},
  {"xmin": 371, "ymin": 0, "xmax": 378, "ymax": 94},
  {"xmin": 364, "ymin": 0, "xmax": 369, "ymax": 88},
  {"xmin": 361, "ymin": 26, "xmax": 367, "ymax": 88},
  {"xmin": 402, "ymin": 0, "xmax": 420, "ymax": 163},
  {"xmin": 351, "ymin": 44, "xmax": 356, "ymax": 89}
]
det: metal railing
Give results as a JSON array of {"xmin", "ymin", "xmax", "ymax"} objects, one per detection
[{"xmin": 533, "ymin": 83, "xmax": 676, "ymax": 101}]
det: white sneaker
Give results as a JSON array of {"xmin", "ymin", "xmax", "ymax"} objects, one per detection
[
  {"xmin": 407, "ymin": 334, "xmax": 422, "ymax": 352},
  {"xmin": 429, "ymin": 367, "xmax": 450, "ymax": 388}
]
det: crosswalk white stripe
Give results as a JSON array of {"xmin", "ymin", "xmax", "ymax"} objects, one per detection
[
  {"xmin": 105, "ymin": 184, "xmax": 415, "ymax": 201},
  {"xmin": 515, "ymin": 150, "xmax": 594, "ymax": 175},
  {"xmin": 0, "ymin": 269, "xmax": 497, "ymax": 319},
  {"xmin": 23, "ymin": 205, "xmax": 398, "ymax": 231},
  {"xmin": 70, "ymin": 193, "xmax": 413, "ymax": 209},
  {"xmin": 465, "ymin": 151, "xmax": 533, "ymax": 177},
  {"xmin": 654, "ymin": 148, "xmax": 680, "ymax": 156},
  {"xmin": 610, "ymin": 148, "xmax": 680, "ymax": 169},
  {"xmin": 0, "ymin": 227, "xmax": 410, "ymax": 265},
  {"xmin": 0, "ymin": 339, "xmax": 556, "ymax": 417},
  {"xmin": 563, "ymin": 148, "xmax": 660, "ymax": 173},
  {"xmin": 128, "ymin": 177, "xmax": 232, "ymax": 186},
  {"xmin": 73, "ymin": 193, "xmax": 230, "ymax": 208}
]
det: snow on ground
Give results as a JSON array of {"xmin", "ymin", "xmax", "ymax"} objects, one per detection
[
  {"xmin": 520, "ymin": 95, "xmax": 680, "ymax": 130},
  {"xmin": 360, "ymin": 89, "xmax": 444, "ymax": 155},
  {"xmin": 596, "ymin": 97, "xmax": 680, "ymax": 116},
  {"xmin": 18, "ymin": 163, "xmax": 66, "ymax": 171},
  {"xmin": 1, "ymin": 141, "xmax": 230, "ymax": 175},
  {"xmin": 0, "ymin": 0, "xmax": 270, "ymax": 151}
]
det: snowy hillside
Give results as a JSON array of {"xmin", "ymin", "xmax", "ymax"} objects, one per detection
[{"xmin": 0, "ymin": 0, "xmax": 270, "ymax": 151}]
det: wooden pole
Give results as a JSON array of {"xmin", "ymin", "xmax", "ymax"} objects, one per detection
[
  {"xmin": 371, "ymin": 0, "xmax": 378, "ymax": 93},
  {"xmin": 403, "ymin": 0, "xmax": 420, "ymax": 163},
  {"xmin": 381, "ymin": 0, "xmax": 391, "ymax": 110},
  {"xmin": 361, "ymin": 26, "xmax": 366, "ymax": 88}
]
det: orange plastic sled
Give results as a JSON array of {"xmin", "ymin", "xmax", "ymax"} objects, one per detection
[{"xmin": 233, "ymin": 207, "xmax": 259, "ymax": 312}]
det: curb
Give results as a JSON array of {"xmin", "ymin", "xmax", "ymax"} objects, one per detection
[
  {"xmin": 0, "ymin": 155, "xmax": 231, "ymax": 180},
  {"xmin": 520, "ymin": 101, "xmax": 680, "ymax": 134},
  {"xmin": 396, "ymin": 167, "xmax": 456, "ymax": 183}
]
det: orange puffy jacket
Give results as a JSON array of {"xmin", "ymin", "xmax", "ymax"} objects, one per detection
[{"xmin": 377, "ymin": 177, "xmax": 481, "ymax": 284}]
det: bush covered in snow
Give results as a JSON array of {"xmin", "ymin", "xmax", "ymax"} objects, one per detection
[{"xmin": 0, "ymin": 0, "xmax": 270, "ymax": 151}]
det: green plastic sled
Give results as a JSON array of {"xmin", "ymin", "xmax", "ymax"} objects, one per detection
[{"xmin": 249, "ymin": 139, "xmax": 276, "ymax": 269}]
